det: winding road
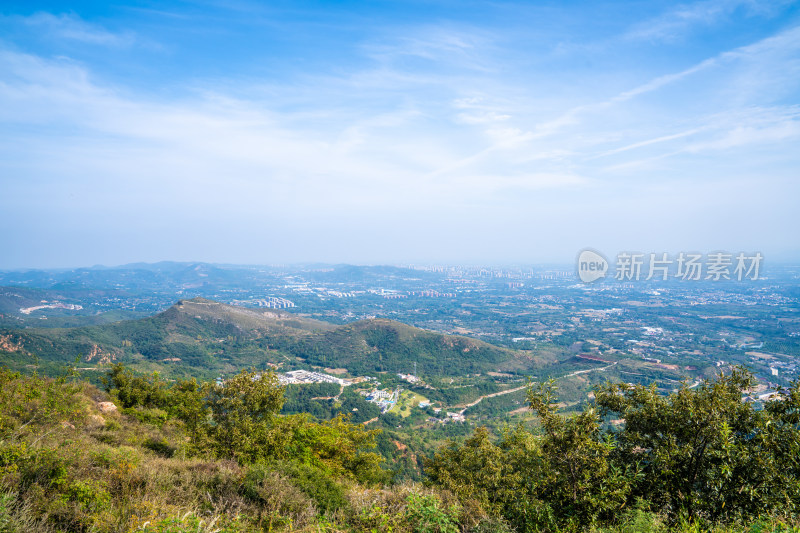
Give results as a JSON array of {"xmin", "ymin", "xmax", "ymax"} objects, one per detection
[{"xmin": 457, "ymin": 361, "xmax": 619, "ymax": 415}]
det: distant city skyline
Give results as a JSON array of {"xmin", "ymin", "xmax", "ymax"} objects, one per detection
[{"xmin": 1, "ymin": 1, "xmax": 799, "ymax": 269}]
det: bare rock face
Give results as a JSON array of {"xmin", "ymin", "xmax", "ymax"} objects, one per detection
[
  {"xmin": 84, "ymin": 344, "xmax": 117, "ymax": 365},
  {"xmin": 0, "ymin": 334, "xmax": 24, "ymax": 353},
  {"xmin": 97, "ymin": 402, "xmax": 118, "ymax": 414}
]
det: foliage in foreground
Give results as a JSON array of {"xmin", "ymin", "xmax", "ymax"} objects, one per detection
[
  {"xmin": 0, "ymin": 364, "xmax": 502, "ymax": 532},
  {"xmin": 426, "ymin": 367, "xmax": 800, "ymax": 531},
  {"xmin": 2, "ymin": 363, "xmax": 800, "ymax": 532}
]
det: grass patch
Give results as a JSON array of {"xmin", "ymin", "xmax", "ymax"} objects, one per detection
[{"xmin": 389, "ymin": 391, "xmax": 429, "ymax": 418}]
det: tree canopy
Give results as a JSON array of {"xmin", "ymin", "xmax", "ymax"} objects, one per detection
[{"xmin": 426, "ymin": 367, "xmax": 800, "ymax": 531}]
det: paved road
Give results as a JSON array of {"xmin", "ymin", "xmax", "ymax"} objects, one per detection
[
  {"xmin": 458, "ymin": 361, "xmax": 619, "ymax": 415},
  {"xmin": 457, "ymin": 384, "xmax": 529, "ymax": 414}
]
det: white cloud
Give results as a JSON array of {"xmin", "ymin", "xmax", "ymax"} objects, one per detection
[
  {"xmin": 17, "ymin": 12, "xmax": 138, "ymax": 47},
  {"xmin": 599, "ymin": 106, "xmax": 800, "ymax": 173},
  {"xmin": 363, "ymin": 25, "xmax": 498, "ymax": 72},
  {"xmin": 1, "ymin": 9, "xmax": 799, "ymax": 265},
  {"xmin": 0, "ymin": 46, "xmax": 580, "ymax": 216},
  {"xmin": 591, "ymin": 128, "xmax": 707, "ymax": 159},
  {"xmin": 625, "ymin": 0, "xmax": 795, "ymax": 42}
]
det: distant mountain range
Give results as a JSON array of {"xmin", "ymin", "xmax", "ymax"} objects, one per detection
[
  {"xmin": 0, "ymin": 262, "xmax": 455, "ymax": 330},
  {"xmin": 0, "ymin": 262, "xmax": 442, "ymax": 290}
]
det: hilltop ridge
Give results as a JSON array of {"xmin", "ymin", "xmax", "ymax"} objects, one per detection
[{"xmin": 0, "ymin": 297, "xmax": 530, "ymax": 380}]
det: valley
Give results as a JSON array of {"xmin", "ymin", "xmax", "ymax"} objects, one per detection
[{"xmin": 1, "ymin": 262, "xmax": 798, "ymax": 480}]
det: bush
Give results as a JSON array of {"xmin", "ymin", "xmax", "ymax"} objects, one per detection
[
  {"xmin": 63, "ymin": 479, "xmax": 111, "ymax": 514},
  {"xmin": 121, "ymin": 407, "xmax": 169, "ymax": 427},
  {"xmin": 240, "ymin": 463, "xmax": 317, "ymax": 529},
  {"xmin": 143, "ymin": 438, "xmax": 176, "ymax": 458},
  {"xmin": 269, "ymin": 460, "xmax": 348, "ymax": 517},
  {"xmin": 427, "ymin": 368, "xmax": 800, "ymax": 531},
  {"xmin": 596, "ymin": 367, "xmax": 800, "ymax": 522},
  {"xmin": 405, "ymin": 492, "xmax": 460, "ymax": 533}
]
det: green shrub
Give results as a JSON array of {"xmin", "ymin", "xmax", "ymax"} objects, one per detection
[
  {"xmin": 240, "ymin": 463, "xmax": 316, "ymax": 529},
  {"xmin": 143, "ymin": 437, "xmax": 176, "ymax": 458},
  {"xmin": 19, "ymin": 448, "xmax": 69, "ymax": 490},
  {"xmin": 104, "ymin": 364, "xmax": 169, "ymax": 410},
  {"xmin": 0, "ymin": 443, "xmax": 28, "ymax": 477},
  {"xmin": 594, "ymin": 507, "xmax": 667, "ymax": 533},
  {"xmin": 122, "ymin": 407, "xmax": 169, "ymax": 427},
  {"xmin": 269, "ymin": 460, "xmax": 348, "ymax": 517},
  {"xmin": 428, "ymin": 369, "xmax": 800, "ymax": 531},
  {"xmin": 405, "ymin": 492, "xmax": 460, "ymax": 533},
  {"xmin": 63, "ymin": 479, "xmax": 111, "ymax": 514}
]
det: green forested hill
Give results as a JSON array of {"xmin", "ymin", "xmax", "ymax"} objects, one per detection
[
  {"xmin": 0, "ymin": 297, "xmax": 529, "ymax": 379},
  {"xmin": 277, "ymin": 317, "xmax": 526, "ymax": 375}
]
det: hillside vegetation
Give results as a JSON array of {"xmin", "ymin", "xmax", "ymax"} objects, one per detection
[
  {"xmin": 2, "ymin": 363, "xmax": 800, "ymax": 532},
  {"xmin": 0, "ymin": 298, "xmax": 525, "ymax": 379}
]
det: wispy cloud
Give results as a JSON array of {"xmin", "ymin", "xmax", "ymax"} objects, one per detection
[
  {"xmin": 0, "ymin": 4, "xmax": 798, "ymax": 266},
  {"xmin": 590, "ymin": 128, "xmax": 708, "ymax": 159},
  {"xmin": 15, "ymin": 12, "xmax": 138, "ymax": 47},
  {"xmin": 625, "ymin": 0, "xmax": 795, "ymax": 42},
  {"xmin": 0, "ymin": 47, "xmax": 551, "ymax": 213},
  {"xmin": 362, "ymin": 25, "xmax": 499, "ymax": 73},
  {"xmin": 522, "ymin": 23, "xmax": 800, "ymax": 158},
  {"xmin": 600, "ymin": 106, "xmax": 800, "ymax": 173}
]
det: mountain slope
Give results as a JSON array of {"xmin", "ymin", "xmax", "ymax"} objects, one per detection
[
  {"xmin": 286, "ymin": 318, "xmax": 526, "ymax": 375},
  {"xmin": 0, "ymin": 298, "xmax": 531, "ymax": 379}
]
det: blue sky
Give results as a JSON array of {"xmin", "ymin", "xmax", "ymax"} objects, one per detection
[{"xmin": 1, "ymin": 0, "xmax": 799, "ymax": 268}]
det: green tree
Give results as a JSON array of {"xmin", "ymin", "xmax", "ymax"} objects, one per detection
[
  {"xmin": 427, "ymin": 386, "xmax": 636, "ymax": 533},
  {"xmin": 525, "ymin": 380, "xmax": 635, "ymax": 529},
  {"xmin": 595, "ymin": 367, "xmax": 800, "ymax": 523},
  {"xmin": 103, "ymin": 363, "xmax": 168, "ymax": 409},
  {"xmin": 268, "ymin": 413, "xmax": 387, "ymax": 484},
  {"xmin": 0, "ymin": 364, "xmax": 84, "ymax": 442},
  {"xmin": 169, "ymin": 377, "xmax": 209, "ymax": 452},
  {"xmin": 425, "ymin": 425, "xmax": 531, "ymax": 516},
  {"xmin": 202, "ymin": 370, "xmax": 285, "ymax": 463}
]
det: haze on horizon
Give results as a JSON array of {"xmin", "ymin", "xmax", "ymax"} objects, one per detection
[{"xmin": 1, "ymin": 0, "xmax": 799, "ymax": 270}]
